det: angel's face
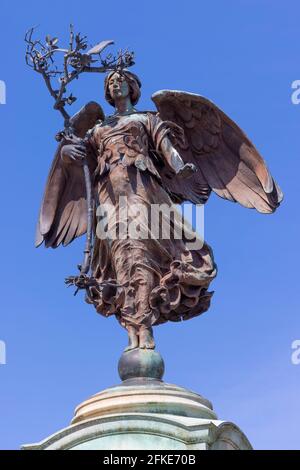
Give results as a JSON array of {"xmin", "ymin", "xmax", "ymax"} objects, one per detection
[{"xmin": 108, "ymin": 73, "xmax": 130, "ymax": 102}]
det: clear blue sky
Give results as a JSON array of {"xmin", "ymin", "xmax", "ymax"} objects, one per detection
[{"xmin": 0, "ymin": 0, "xmax": 299, "ymax": 450}]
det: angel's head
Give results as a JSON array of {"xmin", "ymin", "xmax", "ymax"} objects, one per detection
[{"xmin": 104, "ymin": 70, "xmax": 141, "ymax": 107}]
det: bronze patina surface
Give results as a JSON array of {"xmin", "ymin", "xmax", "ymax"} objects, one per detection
[{"xmin": 31, "ymin": 31, "xmax": 283, "ymax": 353}]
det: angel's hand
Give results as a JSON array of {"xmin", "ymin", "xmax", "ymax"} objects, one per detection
[
  {"xmin": 55, "ymin": 127, "xmax": 85, "ymax": 145},
  {"xmin": 65, "ymin": 133, "xmax": 85, "ymax": 146},
  {"xmin": 61, "ymin": 143, "xmax": 86, "ymax": 165},
  {"xmin": 176, "ymin": 163, "xmax": 197, "ymax": 179}
]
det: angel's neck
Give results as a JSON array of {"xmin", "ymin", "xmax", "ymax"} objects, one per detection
[{"xmin": 114, "ymin": 97, "xmax": 134, "ymax": 115}]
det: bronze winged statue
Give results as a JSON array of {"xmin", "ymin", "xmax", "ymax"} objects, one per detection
[{"xmin": 36, "ymin": 69, "xmax": 283, "ymax": 351}]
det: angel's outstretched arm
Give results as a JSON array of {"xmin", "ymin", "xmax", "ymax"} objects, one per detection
[
  {"xmin": 159, "ymin": 135, "xmax": 196, "ymax": 178},
  {"xmin": 147, "ymin": 113, "xmax": 196, "ymax": 178}
]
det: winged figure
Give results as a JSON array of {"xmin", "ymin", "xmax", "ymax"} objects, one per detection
[{"xmin": 36, "ymin": 70, "xmax": 283, "ymax": 351}]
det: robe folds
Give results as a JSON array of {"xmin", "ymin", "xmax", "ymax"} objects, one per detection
[{"xmin": 84, "ymin": 112, "xmax": 217, "ymax": 328}]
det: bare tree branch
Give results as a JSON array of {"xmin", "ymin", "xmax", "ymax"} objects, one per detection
[{"xmin": 25, "ymin": 25, "xmax": 135, "ymax": 123}]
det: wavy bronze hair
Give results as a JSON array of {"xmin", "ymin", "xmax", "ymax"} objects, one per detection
[{"xmin": 104, "ymin": 70, "xmax": 141, "ymax": 107}]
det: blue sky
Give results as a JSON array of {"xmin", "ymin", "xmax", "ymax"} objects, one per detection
[{"xmin": 0, "ymin": 0, "xmax": 299, "ymax": 450}]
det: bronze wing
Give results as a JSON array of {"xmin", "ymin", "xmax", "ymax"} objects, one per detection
[
  {"xmin": 152, "ymin": 90, "xmax": 283, "ymax": 212},
  {"xmin": 35, "ymin": 101, "xmax": 104, "ymax": 248}
]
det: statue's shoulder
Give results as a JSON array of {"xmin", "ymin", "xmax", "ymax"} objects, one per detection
[
  {"xmin": 129, "ymin": 111, "xmax": 155, "ymax": 123},
  {"xmin": 132, "ymin": 111, "xmax": 157, "ymax": 125},
  {"xmin": 85, "ymin": 119, "xmax": 103, "ymax": 139},
  {"xmin": 135, "ymin": 110, "xmax": 157, "ymax": 118}
]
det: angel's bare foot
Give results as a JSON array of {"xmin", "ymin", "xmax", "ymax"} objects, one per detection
[
  {"xmin": 124, "ymin": 326, "xmax": 139, "ymax": 351},
  {"xmin": 176, "ymin": 163, "xmax": 197, "ymax": 179},
  {"xmin": 139, "ymin": 326, "xmax": 155, "ymax": 349}
]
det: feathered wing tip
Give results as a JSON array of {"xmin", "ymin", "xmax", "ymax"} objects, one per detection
[
  {"xmin": 152, "ymin": 90, "xmax": 283, "ymax": 214},
  {"xmin": 35, "ymin": 221, "xmax": 44, "ymax": 248},
  {"xmin": 36, "ymin": 101, "xmax": 104, "ymax": 248},
  {"xmin": 253, "ymin": 176, "xmax": 283, "ymax": 214}
]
